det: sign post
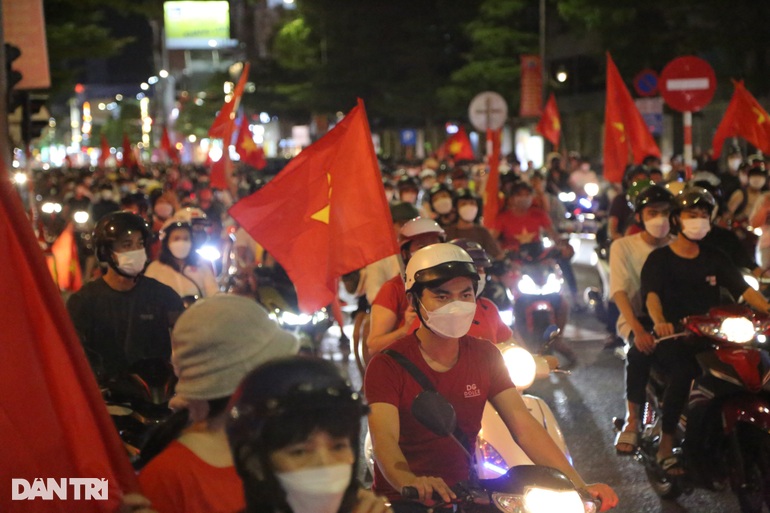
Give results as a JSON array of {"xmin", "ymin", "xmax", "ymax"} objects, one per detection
[{"xmin": 659, "ymin": 56, "xmax": 716, "ymax": 178}]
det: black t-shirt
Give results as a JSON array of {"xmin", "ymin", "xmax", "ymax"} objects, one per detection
[
  {"xmin": 641, "ymin": 245, "xmax": 749, "ymax": 323},
  {"xmin": 609, "ymin": 194, "xmax": 633, "ymax": 235},
  {"xmin": 66, "ymin": 276, "xmax": 184, "ymax": 378},
  {"xmin": 700, "ymin": 225, "xmax": 758, "ymax": 271}
]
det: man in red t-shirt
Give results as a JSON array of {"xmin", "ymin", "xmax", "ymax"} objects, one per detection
[
  {"xmin": 493, "ymin": 181, "xmax": 558, "ymax": 251},
  {"xmin": 365, "ymin": 243, "xmax": 618, "ymax": 512}
]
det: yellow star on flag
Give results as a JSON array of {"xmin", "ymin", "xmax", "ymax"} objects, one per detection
[
  {"xmin": 514, "ymin": 227, "xmax": 537, "ymax": 244},
  {"xmin": 753, "ymin": 107, "xmax": 768, "ymax": 125},
  {"xmin": 310, "ymin": 172, "xmax": 332, "ymax": 224},
  {"xmin": 613, "ymin": 122, "xmax": 626, "ymax": 143}
]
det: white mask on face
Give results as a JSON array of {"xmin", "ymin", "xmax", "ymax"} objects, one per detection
[
  {"xmin": 385, "ymin": 189, "xmax": 395, "ymax": 202},
  {"xmin": 154, "ymin": 203, "xmax": 174, "ymax": 220},
  {"xmin": 276, "ymin": 463, "xmax": 352, "ymax": 513},
  {"xmin": 433, "ymin": 197, "xmax": 453, "ymax": 215},
  {"xmin": 458, "ymin": 204, "xmax": 479, "ymax": 222},
  {"xmin": 749, "ymin": 176, "xmax": 766, "ymax": 190},
  {"xmin": 644, "ymin": 215, "xmax": 670, "ymax": 239},
  {"xmin": 681, "ymin": 217, "xmax": 711, "ymax": 241},
  {"xmin": 400, "ymin": 192, "xmax": 417, "ymax": 204},
  {"xmin": 168, "ymin": 240, "xmax": 192, "ymax": 259},
  {"xmin": 476, "ymin": 272, "xmax": 486, "ymax": 297},
  {"xmin": 728, "ymin": 157, "xmax": 743, "ymax": 172},
  {"xmin": 114, "ymin": 249, "xmax": 147, "ymax": 276},
  {"xmin": 420, "ymin": 299, "xmax": 477, "ymax": 338}
]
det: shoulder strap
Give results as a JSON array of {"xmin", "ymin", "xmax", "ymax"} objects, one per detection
[{"xmin": 382, "ymin": 348, "xmax": 472, "ymax": 453}]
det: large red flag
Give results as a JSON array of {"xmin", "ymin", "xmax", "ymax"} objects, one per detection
[
  {"xmin": 604, "ymin": 53, "xmax": 661, "ymax": 183},
  {"xmin": 121, "ymin": 133, "xmax": 136, "ymax": 168},
  {"xmin": 483, "ymin": 128, "xmax": 502, "ymax": 230},
  {"xmin": 0, "ymin": 159, "xmax": 137, "ymax": 510},
  {"xmin": 235, "ymin": 114, "xmax": 267, "ymax": 170},
  {"xmin": 535, "ymin": 93, "xmax": 562, "ymax": 148},
  {"xmin": 712, "ymin": 80, "xmax": 770, "ymax": 158},
  {"xmin": 160, "ymin": 126, "xmax": 180, "ymax": 164},
  {"xmin": 437, "ymin": 126, "xmax": 475, "ymax": 161},
  {"xmin": 229, "ymin": 99, "xmax": 399, "ymax": 313},
  {"xmin": 46, "ymin": 223, "xmax": 83, "ymax": 292},
  {"xmin": 97, "ymin": 134, "xmax": 110, "ymax": 168},
  {"xmin": 208, "ymin": 62, "xmax": 251, "ymax": 139}
]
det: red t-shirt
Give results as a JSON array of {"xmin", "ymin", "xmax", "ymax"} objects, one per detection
[
  {"xmin": 469, "ymin": 297, "xmax": 512, "ymax": 344},
  {"xmin": 372, "ymin": 274, "xmax": 410, "ymax": 327},
  {"xmin": 494, "ymin": 207, "xmax": 552, "ymax": 250},
  {"xmin": 364, "ymin": 334, "xmax": 514, "ymax": 501},
  {"xmin": 138, "ymin": 440, "xmax": 245, "ymax": 513}
]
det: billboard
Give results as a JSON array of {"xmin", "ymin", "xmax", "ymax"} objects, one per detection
[
  {"xmin": 164, "ymin": 1, "xmax": 235, "ymax": 49},
  {"xmin": 2, "ymin": 0, "xmax": 50, "ymax": 89}
]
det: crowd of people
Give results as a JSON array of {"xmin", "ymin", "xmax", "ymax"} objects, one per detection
[{"xmin": 24, "ymin": 143, "xmax": 770, "ymax": 512}]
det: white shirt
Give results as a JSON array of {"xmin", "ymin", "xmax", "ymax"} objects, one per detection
[
  {"xmin": 145, "ymin": 261, "xmax": 220, "ymax": 299},
  {"xmin": 609, "ymin": 232, "xmax": 668, "ymax": 339},
  {"xmin": 362, "ymin": 255, "xmax": 402, "ymax": 304}
]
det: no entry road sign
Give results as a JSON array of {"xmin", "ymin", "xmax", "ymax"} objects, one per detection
[{"xmin": 659, "ymin": 56, "xmax": 716, "ymax": 112}]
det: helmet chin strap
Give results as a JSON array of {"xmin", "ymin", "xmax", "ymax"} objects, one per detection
[{"xmin": 412, "ymin": 295, "xmax": 439, "ymax": 337}]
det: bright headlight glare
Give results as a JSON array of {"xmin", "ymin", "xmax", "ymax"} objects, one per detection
[
  {"xmin": 478, "ymin": 439, "xmax": 508, "ymax": 477},
  {"xmin": 541, "ymin": 273, "xmax": 562, "ymax": 295},
  {"xmin": 558, "ymin": 192, "xmax": 576, "ymax": 202},
  {"xmin": 196, "ymin": 245, "xmax": 221, "ymax": 262},
  {"xmin": 584, "ymin": 182, "xmax": 599, "ymax": 197},
  {"xmin": 499, "ymin": 308, "xmax": 514, "ymax": 327},
  {"xmin": 73, "ymin": 210, "xmax": 90, "ymax": 223},
  {"xmin": 42, "ymin": 202, "xmax": 62, "ymax": 214},
  {"xmin": 502, "ymin": 346, "xmax": 536, "ymax": 389},
  {"xmin": 279, "ymin": 311, "xmax": 312, "ymax": 326},
  {"xmin": 524, "ymin": 487, "xmax": 584, "ymax": 513},
  {"xmin": 720, "ymin": 317, "xmax": 755, "ymax": 343},
  {"xmin": 518, "ymin": 275, "xmax": 540, "ymax": 295},
  {"xmin": 744, "ymin": 274, "xmax": 760, "ymax": 291},
  {"xmin": 13, "ymin": 172, "xmax": 27, "ymax": 185}
]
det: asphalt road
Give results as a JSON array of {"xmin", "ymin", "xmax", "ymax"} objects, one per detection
[{"xmin": 322, "ymin": 236, "xmax": 743, "ymax": 512}]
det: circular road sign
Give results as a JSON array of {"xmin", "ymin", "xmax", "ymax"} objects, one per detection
[
  {"xmin": 468, "ymin": 91, "xmax": 508, "ymax": 132},
  {"xmin": 633, "ymin": 68, "xmax": 659, "ymax": 97},
  {"xmin": 659, "ymin": 56, "xmax": 716, "ymax": 112}
]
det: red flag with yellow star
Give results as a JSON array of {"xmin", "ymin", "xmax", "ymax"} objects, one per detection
[
  {"xmin": 438, "ymin": 126, "xmax": 475, "ymax": 161},
  {"xmin": 712, "ymin": 80, "xmax": 770, "ymax": 158},
  {"xmin": 604, "ymin": 53, "xmax": 660, "ymax": 183},
  {"xmin": 235, "ymin": 114, "xmax": 267, "ymax": 170},
  {"xmin": 535, "ymin": 93, "xmax": 561, "ymax": 148},
  {"xmin": 229, "ymin": 99, "xmax": 398, "ymax": 313}
]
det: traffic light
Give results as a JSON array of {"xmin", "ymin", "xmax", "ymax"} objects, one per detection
[
  {"xmin": 5, "ymin": 43, "xmax": 23, "ymax": 113},
  {"xmin": 22, "ymin": 94, "xmax": 49, "ymax": 143}
]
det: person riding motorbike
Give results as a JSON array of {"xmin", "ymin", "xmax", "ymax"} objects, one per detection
[
  {"xmin": 364, "ymin": 243, "xmax": 618, "ymax": 512},
  {"xmin": 609, "ymin": 184, "xmax": 674, "ymax": 455},
  {"xmin": 443, "ymin": 189, "xmax": 502, "ymax": 260},
  {"xmin": 227, "ymin": 356, "xmax": 392, "ymax": 513},
  {"xmin": 640, "ymin": 186, "xmax": 770, "ymax": 476},
  {"xmin": 366, "ymin": 217, "xmax": 445, "ymax": 355},
  {"xmin": 423, "ymin": 183, "xmax": 457, "ymax": 228},
  {"xmin": 66, "ymin": 211, "xmax": 184, "ymax": 379}
]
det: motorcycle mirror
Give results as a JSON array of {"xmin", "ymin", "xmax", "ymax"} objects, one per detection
[
  {"xmin": 411, "ymin": 390, "xmax": 457, "ymax": 437},
  {"xmin": 543, "ymin": 324, "xmax": 560, "ymax": 342}
]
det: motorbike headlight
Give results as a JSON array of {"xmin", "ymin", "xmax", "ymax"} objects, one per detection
[
  {"xmin": 558, "ymin": 192, "xmax": 576, "ymax": 203},
  {"xmin": 279, "ymin": 311, "xmax": 313, "ymax": 326},
  {"xmin": 13, "ymin": 172, "xmax": 27, "ymax": 185},
  {"xmin": 518, "ymin": 275, "xmax": 541, "ymax": 295},
  {"xmin": 719, "ymin": 317, "xmax": 755, "ymax": 343},
  {"xmin": 498, "ymin": 308, "xmax": 514, "ymax": 327},
  {"xmin": 524, "ymin": 487, "xmax": 585, "ymax": 513},
  {"xmin": 541, "ymin": 273, "xmax": 562, "ymax": 295},
  {"xmin": 491, "ymin": 492, "xmax": 524, "ymax": 512},
  {"xmin": 501, "ymin": 346, "xmax": 536, "ymax": 389},
  {"xmin": 41, "ymin": 202, "xmax": 62, "ymax": 214},
  {"xmin": 73, "ymin": 210, "xmax": 90, "ymax": 224},
  {"xmin": 744, "ymin": 274, "xmax": 760, "ymax": 291},
  {"xmin": 196, "ymin": 245, "xmax": 221, "ymax": 262},
  {"xmin": 583, "ymin": 182, "xmax": 599, "ymax": 197},
  {"xmin": 578, "ymin": 197, "xmax": 592, "ymax": 209}
]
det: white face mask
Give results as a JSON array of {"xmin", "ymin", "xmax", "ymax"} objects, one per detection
[
  {"xmin": 420, "ymin": 299, "xmax": 477, "ymax": 339},
  {"xmin": 458, "ymin": 204, "xmax": 478, "ymax": 222},
  {"xmin": 276, "ymin": 463, "xmax": 352, "ymax": 513},
  {"xmin": 168, "ymin": 240, "xmax": 192, "ymax": 259},
  {"xmin": 433, "ymin": 197, "xmax": 453, "ymax": 215},
  {"xmin": 476, "ymin": 272, "xmax": 486, "ymax": 297},
  {"xmin": 728, "ymin": 157, "xmax": 743, "ymax": 172},
  {"xmin": 400, "ymin": 192, "xmax": 417, "ymax": 204},
  {"xmin": 681, "ymin": 217, "xmax": 711, "ymax": 241},
  {"xmin": 385, "ymin": 189, "xmax": 395, "ymax": 202},
  {"xmin": 749, "ymin": 176, "xmax": 766, "ymax": 190},
  {"xmin": 154, "ymin": 203, "xmax": 174, "ymax": 220},
  {"xmin": 114, "ymin": 248, "xmax": 147, "ymax": 276},
  {"xmin": 644, "ymin": 216, "xmax": 670, "ymax": 239}
]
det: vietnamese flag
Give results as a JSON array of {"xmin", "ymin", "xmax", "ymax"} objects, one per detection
[
  {"xmin": 97, "ymin": 134, "xmax": 110, "ymax": 168},
  {"xmin": 604, "ymin": 53, "xmax": 661, "ymax": 183},
  {"xmin": 47, "ymin": 223, "xmax": 83, "ymax": 292},
  {"xmin": 536, "ymin": 93, "xmax": 562, "ymax": 148},
  {"xmin": 121, "ymin": 133, "xmax": 136, "ymax": 168},
  {"xmin": 229, "ymin": 99, "xmax": 399, "ymax": 313},
  {"xmin": 712, "ymin": 80, "xmax": 770, "ymax": 158},
  {"xmin": 0, "ymin": 157, "xmax": 137, "ymax": 510},
  {"xmin": 209, "ymin": 62, "xmax": 251, "ymax": 139},
  {"xmin": 161, "ymin": 126, "xmax": 180, "ymax": 164},
  {"xmin": 438, "ymin": 126, "xmax": 475, "ymax": 161},
  {"xmin": 483, "ymin": 128, "xmax": 502, "ymax": 230},
  {"xmin": 235, "ymin": 114, "xmax": 267, "ymax": 170}
]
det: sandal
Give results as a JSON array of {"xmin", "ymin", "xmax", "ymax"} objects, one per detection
[
  {"xmin": 657, "ymin": 453, "xmax": 687, "ymax": 478},
  {"xmin": 614, "ymin": 430, "xmax": 638, "ymax": 455}
]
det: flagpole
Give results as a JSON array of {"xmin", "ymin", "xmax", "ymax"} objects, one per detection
[{"xmin": 683, "ymin": 111, "xmax": 693, "ymax": 179}]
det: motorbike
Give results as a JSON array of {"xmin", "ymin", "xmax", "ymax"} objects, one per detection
[
  {"xmin": 365, "ymin": 330, "xmax": 572, "ymax": 482},
  {"xmin": 399, "ymin": 388, "xmax": 599, "ymax": 512},
  {"xmin": 102, "ymin": 358, "xmax": 176, "ymax": 467},
  {"xmin": 505, "ymin": 242, "xmax": 567, "ymax": 353},
  {"xmin": 635, "ymin": 304, "xmax": 770, "ymax": 512}
]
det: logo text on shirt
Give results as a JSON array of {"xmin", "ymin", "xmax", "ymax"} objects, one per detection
[{"xmin": 464, "ymin": 384, "xmax": 481, "ymax": 398}]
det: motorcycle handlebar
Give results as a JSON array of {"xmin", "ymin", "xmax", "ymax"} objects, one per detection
[{"xmin": 400, "ymin": 486, "xmax": 453, "ymax": 505}]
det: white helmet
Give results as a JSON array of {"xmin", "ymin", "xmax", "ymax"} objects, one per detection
[
  {"xmin": 398, "ymin": 217, "xmax": 446, "ymax": 250},
  {"xmin": 404, "ymin": 243, "xmax": 478, "ymax": 293}
]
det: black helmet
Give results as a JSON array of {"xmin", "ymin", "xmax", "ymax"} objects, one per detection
[
  {"xmin": 450, "ymin": 238, "xmax": 492, "ymax": 268},
  {"xmin": 634, "ymin": 184, "xmax": 674, "ymax": 213},
  {"xmin": 93, "ymin": 211, "xmax": 151, "ymax": 275},
  {"xmin": 226, "ymin": 356, "xmax": 367, "ymax": 512},
  {"xmin": 396, "ymin": 175, "xmax": 419, "ymax": 192},
  {"xmin": 672, "ymin": 186, "xmax": 716, "ymax": 217},
  {"xmin": 428, "ymin": 183, "xmax": 454, "ymax": 202}
]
